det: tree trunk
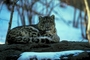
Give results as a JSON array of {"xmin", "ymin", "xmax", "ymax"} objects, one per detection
[
  {"xmin": 84, "ymin": 0, "xmax": 90, "ymax": 44},
  {"xmin": 5, "ymin": 0, "xmax": 16, "ymax": 44}
]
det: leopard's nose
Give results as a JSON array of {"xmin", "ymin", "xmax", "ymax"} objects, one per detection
[{"xmin": 46, "ymin": 23, "xmax": 49, "ymax": 27}]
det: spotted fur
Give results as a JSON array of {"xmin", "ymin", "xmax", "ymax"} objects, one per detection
[{"xmin": 6, "ymin": 15, "xmax": 60, "ymax": 44}]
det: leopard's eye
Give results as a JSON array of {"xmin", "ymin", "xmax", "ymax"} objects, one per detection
[{"xmin": 42, "ymin": 22, "xmax": 44, "ymax": 23}]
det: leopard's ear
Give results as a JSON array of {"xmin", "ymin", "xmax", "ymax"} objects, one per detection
[
  {"xmin": 39, "ymin": 16, "xmax": 43, "ymax": 21},
  {"xmin": 51, "ymin": 15, "xmax": 55, "ymax": 20}
]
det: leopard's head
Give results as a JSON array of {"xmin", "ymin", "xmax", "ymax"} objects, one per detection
[{"xmin": 38, "ymin": 15, "xmax": 55, "ymax": 31}]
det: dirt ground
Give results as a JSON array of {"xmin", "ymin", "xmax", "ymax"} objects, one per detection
[{"xmin": 0, "ymin": 41, "xmax": 90, "ymax": 60}]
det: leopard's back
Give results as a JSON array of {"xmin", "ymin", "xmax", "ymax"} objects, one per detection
[{"xmin": 6, "ymin": 25, "xmax": 40, "ymax": 44}]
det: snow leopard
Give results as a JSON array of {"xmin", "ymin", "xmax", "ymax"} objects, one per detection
[{"xmin": 6, "ymin": 15, "xmax": 60, "ymax": 44}]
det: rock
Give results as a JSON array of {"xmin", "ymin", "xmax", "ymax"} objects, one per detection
[{"xmin": 0, "ymin": 42, "xmax": 90, "ymax": 60}]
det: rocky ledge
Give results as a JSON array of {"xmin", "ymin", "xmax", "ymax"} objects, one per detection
[{"xmin": 0, "ymin": 41, "xmax": 90, "ymax": 60}]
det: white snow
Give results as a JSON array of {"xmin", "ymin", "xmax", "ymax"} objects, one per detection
[{"xmin": 18, "ymin": 50, "xmax": 87, "ymax": 60}]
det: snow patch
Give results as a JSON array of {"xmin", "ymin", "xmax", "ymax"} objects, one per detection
[{"xmin": 18, "ymin": 50, "xmax": 85, "ymax": 60}]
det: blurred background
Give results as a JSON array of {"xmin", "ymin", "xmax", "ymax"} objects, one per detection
[{"xmin": 0, "ymin": 0, "xmax": 90, "ymax": 44}]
